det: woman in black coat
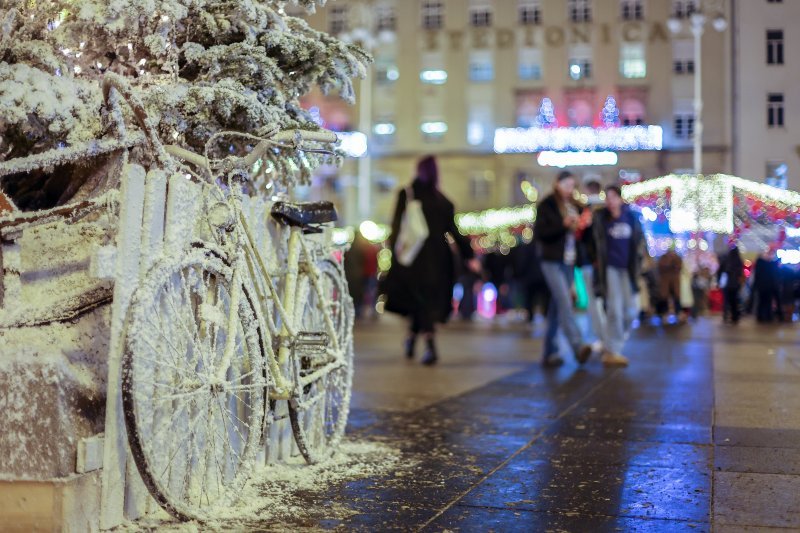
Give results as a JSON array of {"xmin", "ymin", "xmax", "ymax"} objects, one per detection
[
  {"xmin": 381, "ymin": 156, "xmax": 477, "ymax": 365},
  {"xmin": 721, "ymin": 246, "xmax": 745, "ymax": 324}
]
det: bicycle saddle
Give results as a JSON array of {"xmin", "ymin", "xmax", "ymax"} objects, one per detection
[{"xmin": 271, "ymin": 201, "xmax": 338, "ymax": 227}]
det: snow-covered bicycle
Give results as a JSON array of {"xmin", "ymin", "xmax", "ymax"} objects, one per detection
[{"xmin": 105, "ymin": 76, "xmax": 354, "ymax": 521}]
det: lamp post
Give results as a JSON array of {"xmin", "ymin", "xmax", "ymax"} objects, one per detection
[
  {"xmin": 340, "ymin": 1, "xmax": 393, "ymax": 224},
  {"xmin": 667, "ymin": 1, "xmax": 728, "ymax": 176}
]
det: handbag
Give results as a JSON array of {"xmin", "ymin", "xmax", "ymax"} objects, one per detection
[{"xmin": 394, "ymin": 187, "xmax": 429, "ymax": 266}]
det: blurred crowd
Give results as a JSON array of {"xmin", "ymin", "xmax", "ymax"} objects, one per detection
[{"xmin": 343, "ymin": 156, "xmax": 800, "ymax": 367}]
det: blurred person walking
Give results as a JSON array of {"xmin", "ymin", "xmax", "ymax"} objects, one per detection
[
  {"xmin": 591, "ymin": 185, "xmax": 644, "ymax": 367},
  {"xmin": 657, "ymin": 247, "xmax": 684, "ymax": 321},
  {"xmin": 577, "ymin": 180, "xmax": 606, "ymax": 351},
  {"xmin": 512, "ymin": 239, "xmax": 550, "ymax": 324},
  {"xmin": 719, "ymin": 245, "xmax": 745, "ymax": 324},
  {"xmin": 752, "ymin": 248, "xmax": 783, "ymax": 323},
  {"xmin": 691, "ymin": 267, "xmax": 713, "ymax": 317},
  {"xmin": 381, "ymin": 155, "xmax": 479, "ymax": 365},
  {"xmin": 344, "ymin": 230, "xmax": 367, "ymax": 318},
  {"xmin": 534, "ymin": 171, "xmax": 592, "ymax": 368}
]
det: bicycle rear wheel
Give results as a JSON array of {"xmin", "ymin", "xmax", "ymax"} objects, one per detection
[
  {"xmin": 122, "ymin": 248, "xmax": 267, "ymax": 521},
  {"xmin": 289, "ymin": 259, "xmax": 354, "ymax": 464}
]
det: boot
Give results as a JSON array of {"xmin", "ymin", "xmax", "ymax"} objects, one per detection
[
  {"xmin": 421, "ymin": 336, "xmax": 438, "ymax": 366},
  {"xmin": 404, "ymin": 334, "xmax": 416, "ymax": 359}
]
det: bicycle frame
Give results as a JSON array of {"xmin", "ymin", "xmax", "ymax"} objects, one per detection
[{"xmin": 211, "ymin": 191, "xmax": 346, "ymax": 402}]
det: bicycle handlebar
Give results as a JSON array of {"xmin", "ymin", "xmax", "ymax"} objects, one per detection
[
  {"xmin": 165, "ymin": 129, "xmax": 339, "ymax": 173},
  {"xmin": 242, "ymin": 129, "xmax": 338, "ymax": 168}
]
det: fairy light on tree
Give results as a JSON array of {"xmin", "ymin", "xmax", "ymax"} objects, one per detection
[
  {"xmin": 535, "ymin": 97, "xmax": 558, "ymax": 128},
  {"xmin": 600, "ymin": 95, "xmax": 620, "ymax": 127}
]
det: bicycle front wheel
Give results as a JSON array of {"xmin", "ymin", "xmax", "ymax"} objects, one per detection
[
  {"xmin": 122, "ymin": 248, "xmax": 267, "ymax": 521},
  {"xmin": 289, "ymin": 258, "xmax": 354, "ymax": 464}
]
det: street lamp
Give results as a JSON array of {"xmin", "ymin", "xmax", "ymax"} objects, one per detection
[{"xmin": 667, "ymin": 0, "xmax": 727, "ymax": 176}]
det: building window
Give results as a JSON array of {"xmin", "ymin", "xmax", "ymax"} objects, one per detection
[
  {"xmin": 470, "ymin": 172, "xmax": 493, "ymax": 200},
  {"xmin": 519, "ymin": 0, "xmax": 542, "ymax": 25},
  {"xmin": 621, "ymin": 0, "xmax": 644, "ymax": 20},
  {"xmin": 469, "ymin": 0, "xmax": 492, "ymax": 27},
  {"xmin": 469, "ymin": 50, "xmax": 494, "ymax": 82},
  {"xmin": 516, "ymin": 92, "xmax": 544, "ymax": 128},
  {"xmin": 421, "ymin": 121, "xmax": 447, "ymax": 141},
  {"xmin": 768, "ymin": 93, "xmax": 784, "ymax": 127},
  {"xmin": 672, "ymin": 0, "xmax": 697, "ymax": 19},
  {"xmin": 568, "ymin": 0, "xmax": 591, "ymax": 22},
  {"xmin": 569, "ymin": 58, "xmax": 592, "ymax": 80},
  {"xmin": 620, "ymin": 98, "xmax": 646, "ymax": 126},
  {"xmin": 421, "ymin": 1, "xmax": 444, "ymax": 30},
  {"xmin": 467, "ymin": 106, "xmax": 492, "ymax": 146},
  {"xmin": 674, "ymin": 114, "xmax": 695, "ymax": 139},
  {"xmin": 568, "ymin": 98, "xmax": 593, "ymax": 127},
  {"xmin": 518, "ymin": 48, "xmax": 543, "ymax": 80},
  {"xmin": 620, "ymin": 43, "xmax": 646, "ymax": 79},
  {"xmin": 767, "ymin": 30, "xmax": 784, "ymax": 65},
  {"xmin": 673, "ymin": 59, "xmax": 695, "ymax": 74},
  {"xmin": 375, "ymin": 60, "xmax": 399, "ymax": 84},
  {"xmin": 420, "ymin": 51, "xmax": 446, "ymax": 85},
  {"xmin": 376, "ymin": 5, "xmax": 396, "ymax": 32},
  {"xmin": 329, "ymin": 6, "xmax": 348, "ymax": 35},
  {"xmin": 672, "ymin": 39, "xmax": 695, "ymax": 75}
]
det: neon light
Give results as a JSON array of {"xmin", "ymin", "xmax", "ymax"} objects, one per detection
[
  {"xmin": 537, "ymin": 151, "xmax": 618, "ymax": 168},
  {"xmin": 786, "ymin": 227, "xmax": 800, "ymax": 238},
  {"xmin": 420, "ymin": 69, "xmax": 448, "ymax": 84},
  {"xmin": 493, "ymin": 125, "xmax": 663, "ymax": 153},
  {"xmin": 337, "ymin": 131, "xmax": 368, "ymax": 158}
]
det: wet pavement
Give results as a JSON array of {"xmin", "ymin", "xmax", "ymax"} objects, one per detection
[{"xmin": 272, "ymin": 314, "xmax": 800, "ymax": 531}]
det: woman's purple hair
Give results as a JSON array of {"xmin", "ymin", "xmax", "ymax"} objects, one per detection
[{"xmin": 416, "ymin": 155, "xmax": 439, "ymax": 188}]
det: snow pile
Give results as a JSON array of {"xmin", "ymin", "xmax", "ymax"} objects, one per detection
[{"xmin": 126, "ymin": 439, "xmax": 404, "ymax": 530}]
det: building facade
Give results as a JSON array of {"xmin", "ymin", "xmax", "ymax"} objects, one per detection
[
  {"xmin": 301, "ymin": 0, "xmax": 733, "ymax": 224},
  {"xmin": 731, "ymin": 0, "xmax": 800, "ymax": 191}
]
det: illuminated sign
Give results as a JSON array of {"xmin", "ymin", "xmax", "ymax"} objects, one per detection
[
  {"xmin": 494, "ymin": 125, "xmax": 663, "ymax": 153},
  {"xmin": 537, "ymin": 151, "xmax": 618, "ymax": 168}
]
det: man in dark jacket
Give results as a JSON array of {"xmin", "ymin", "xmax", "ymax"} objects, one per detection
[{"xmin": 591, "ymin": 185, "xmax": 644, "ymax": 366}]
